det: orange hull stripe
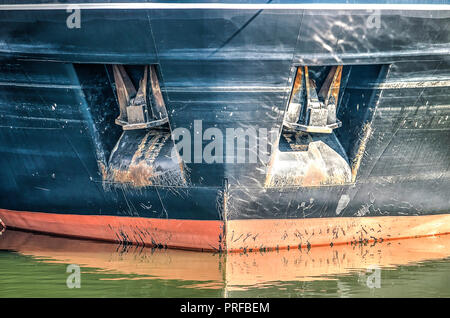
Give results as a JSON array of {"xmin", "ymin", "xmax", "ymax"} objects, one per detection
[
  {"xmin": 1, "ymin": 209, "xmax": 450, "ymax": 252},
  {"xmin": 0, "ymin": 209, "xmax": 224, "ymax": 252},
  {"xmin": 226, "ymin": 215, "xmax": 450, "ymax": 252}
]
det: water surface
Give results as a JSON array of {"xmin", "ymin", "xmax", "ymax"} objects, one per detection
[{"xmin": 1, "ymin": 230, "xmax": 449, "ymax": 297}]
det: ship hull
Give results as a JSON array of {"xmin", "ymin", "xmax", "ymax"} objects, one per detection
[{"xmin": 0, "ymin": 2, "xmax": 449, "ymax": 251}]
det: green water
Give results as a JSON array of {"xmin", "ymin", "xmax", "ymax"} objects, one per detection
[{"xmin": 1, "ymin": 230, "xmax": 449, "ymax": 298}]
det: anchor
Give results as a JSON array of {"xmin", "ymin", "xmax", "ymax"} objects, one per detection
[
  {"xmin": 113, "ymin": 65, "xmax": 168, "ymax": 130},
  {"xmin": 284, "ymin": 65, "xmax": 343, "ymax": 134}
]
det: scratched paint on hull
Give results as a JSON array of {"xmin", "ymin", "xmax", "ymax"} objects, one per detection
[
  {"xmin": 0, "ymin": 209, "xmax": 225, "ymax": 252},
  {"xmin": 225, "ymin": 214, "xmax": 450, "ymax": 253},
  {"xmin": 1, "ymin": 208, "xmax": 450, "ymax": 253}
]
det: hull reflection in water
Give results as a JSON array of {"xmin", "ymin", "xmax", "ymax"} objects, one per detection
[{"xmin": 1, "ymin": 230, "xmax": 450, "ymax": 297}]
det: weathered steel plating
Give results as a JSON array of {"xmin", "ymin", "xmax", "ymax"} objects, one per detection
[
  {"xmin": 264, "ymin": 132, "xmax": 351, "ymax": 187},
  {"xmin": 107, "ymin": 130, "xmax": 186, "ymax": 187}
]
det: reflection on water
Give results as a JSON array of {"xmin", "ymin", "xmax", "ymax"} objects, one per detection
[{"xmin": 1, "ymin": 229, "xmax": 450, "ymax": 297}]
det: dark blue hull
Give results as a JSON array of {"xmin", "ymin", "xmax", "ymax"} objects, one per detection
[{"xmin": 0, "ymin": 1, "xmax": 449, "ymax": 250}]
